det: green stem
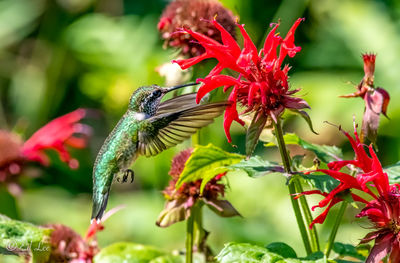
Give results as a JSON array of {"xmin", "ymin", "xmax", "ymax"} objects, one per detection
[
  {"xmin": 193, "ymin": 204, "xmax": 205, "ymax": 252},
  {"xmin": 186, "ymin": 213, "xmax": 194, "ymax": 263},
  {"xmin": 192, "ymin": 130, "xmax": 200, "ymax": 146},
  {"xmin": 295, "ymin": 181, "xmax": 320, "ymax": 252},
  {"xmin": 273, "ymin": 120, "xmax": 312, "ymax": 255},
  {"xmin": 324, "ymin": 201, "xmax": 347, "ymax": 257}
]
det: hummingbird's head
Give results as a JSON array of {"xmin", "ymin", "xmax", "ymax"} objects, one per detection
[{"xmin": 128, "ymin": 83, "xmax": 198, "ymax": 116}]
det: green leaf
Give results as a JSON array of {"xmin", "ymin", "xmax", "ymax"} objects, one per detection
[
  {"xmin": 216, "ymin": 243, "xmax": 330, "ymax": 263},
  {"xmin": 246, "ymin": 112, "xmax": 268, "ymax": 157},
  {"xmin": 332, "ymin": 242, "xmax": 366, "ymax": 261},
  {"xmin": 227, "ymin": 156, "xmax": 284, "ymax": 178},
  {"xmin": 289, "ymin": 109, "xmax": 318, "ymax": 135},
  {"xmin": 175, "ymin": 144, "xmax": 244, "ymax": 191},
  {"xmin": 266, "ymin": 242, "xmax": 297, "ymax": 259},
  {"xmin": 216, "ymin": 242, "xmax": 277, "ymax": 263},
  {"xmin": 301, "ymin": 173, "xmax": 340, "ymax": 193},
  {"xmin": 0, "ymin": 214, "xmax": 52, "ymax": 261},
  {"xmin": 94, "ymin": 242, "xmax": 166, "ymax": 263},
  {"xmin": 265, "ymin": 133, "xmax": 342, "ymax": 163},
  {"xmin": 384, "ymin": 162, "xmax": 400, "ymax": 184},
  {"xmin": 149, "ymin": 255, "xmax": 183, "ymax": 263},
  {"xmin": 149, "ymin": 253, "xmax": 204, "ymax": 263}
]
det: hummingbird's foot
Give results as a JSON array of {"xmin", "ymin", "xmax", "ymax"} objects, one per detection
[{"xmin": 116, "ymin": 169, "xmax": 134, "ymax": 184}]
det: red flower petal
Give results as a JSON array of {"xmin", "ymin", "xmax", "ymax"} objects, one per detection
[
  {"xmin": 21, "ymin": 109, "xmax": 90, "ymax": 168},
  {"xmin": 365, "ymin": 234, "xmax": 394, "ymax": 263},
  {"xmin": 263, "ymin": 23, "xmax": 282, "ymax": 63},
  {"xmin": 173, "ymin": 52, "xmax": 212, "ymax": 70},
  {"xmin": 277, "ymin": 18, "xmax": 304, "ymax": 67},
  {"xmin": 196, "ymin": 75, "xmax": 241, "ymax": 103},
  {"xmin": 212, "ymin": 18, "xmax": 241, "ymax": 57},
  {"xmin": 362, "ymin": 53, "xmax": 376, "ymax": 81},
  {"xmin": 224, "ymin": 86, "xmax": 244, "ymax": 143},
  {"xmin": 310, "ymin": 197, "xmax": 341, "ymax": 229},
  {"xmin": 236, "ymin": 23, "xmax": 259, "ymax": 66},
  {"xmin": 377, "ymin": 87, "xmax": 390, "ymax": 117}
]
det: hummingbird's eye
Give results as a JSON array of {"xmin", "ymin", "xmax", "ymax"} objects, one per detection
[{"xmin": 153, "ymin": 90, "xmax": 162, "ymax": 97}]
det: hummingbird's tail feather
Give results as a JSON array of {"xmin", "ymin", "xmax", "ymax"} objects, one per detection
[{"xmin": 91, "ymin": 190, "xmax": 110, "ymax": 221}]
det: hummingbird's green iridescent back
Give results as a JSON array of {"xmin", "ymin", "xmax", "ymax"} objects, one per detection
[{"xmin": 91, "ymin": 83, "xmax": 229, "ymax": 221}]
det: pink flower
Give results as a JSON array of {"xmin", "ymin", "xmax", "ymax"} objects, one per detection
[
  {"xmin": 340, "ymin": 54, "xmax": 390, "ymax": 144},
  {"xmin": 173, "ymin": 18, "xmax": 309, "ymax": 142}
]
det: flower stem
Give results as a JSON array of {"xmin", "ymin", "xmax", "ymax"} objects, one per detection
[
  {"xmin": 273, "ymin": 120, "xmax": 312, "ymax": 255},
  {"xmin": 295, "ymin": 181, "xmax": 320, "ymax": 252},
  {"xmin": 192, "ymin": 130, "xmax": 200, "ymax": 146},
  {"xmin": 324, "ymin": 201, "xmax": 347, "ymax": 257},
  {"xmin": 186, "ymin": 212, "xmax": 194, "ymax": 263}
]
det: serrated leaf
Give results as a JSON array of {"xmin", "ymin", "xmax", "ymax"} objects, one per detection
[
  {"xmin": 227, "ymin": 156, "xmax": 284, "ymax": 178},
  {"xmin": 175, "ymin": 144, "xmax": 244, "ymax": 190},
  {"xmin": 332, "ymin": 242, "xmax": 366, "ymax": 261},
  {"xmin": 301, "ymin": 173, "xmax": 340, "ymax": 193},
  {"xmin": 246, "ymin": 112, "xmax": 268, "ymax": 157},
  {"xmin": 216, "ymin": 243, "xmax": 331, "ymax": 263},
  {"xmin": 265, "ymin": 133, "xmax": 342, "ymax": 163},
  {"xmin": 384, "ymin": 162, "xmax": 400, "ymax": 184},
  {"xmin": 266, "ymin": 242, "xmax": 297, "ymax": 259},
  {"xmin": 290, "ymin": 109, "xmax": 318, "ymax": 135},
  {"xmin": 199, "ymin": 167, "xmax": 229, "ymax": 194},
  {"xmin": 94, "ymin": 242, "xmax": 166, "ymax": 263}
]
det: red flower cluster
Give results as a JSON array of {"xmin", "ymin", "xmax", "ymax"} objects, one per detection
[
  {"xmin": 174, "ymin": 18, "xmax": 309, "ymax": 142},
  {"xmin": 300, "ymin": 125, "xmax": 400, "ymax": 263},
  {"xmin": 156, "ymin": 149, "xmax": 239, "ymax": 227},
  {"xmin": 340, "ymin": 54, "xmax": 390, "ymax": 144},
  {"xmin": 45, "ymin": 224, "xmax": 99, "ymax": 263},
  {"xmin": 0, "ymin": 109, "xmax": 91, "ymax": 194},
  {"xmin": 158, "ymin": 0, "xmax": 236, "ymax": 57},
  {"xmin": 45, "ymin": 205, "xmax": 123, "ymax": 263}
]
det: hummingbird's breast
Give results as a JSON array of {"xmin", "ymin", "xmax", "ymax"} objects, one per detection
[{"xmin": 93, "ymin": 112, "xmax": 140, "ymax": 184}]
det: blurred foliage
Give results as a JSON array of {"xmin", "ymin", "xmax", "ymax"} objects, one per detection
[{"xmin": 1, "ymin": 0, "xmax": 400, "ymax": 261}]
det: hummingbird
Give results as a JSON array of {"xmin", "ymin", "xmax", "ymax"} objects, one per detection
[{"xmin": 91, "ymin": 82, "xmax": 229, "ymax": 221}]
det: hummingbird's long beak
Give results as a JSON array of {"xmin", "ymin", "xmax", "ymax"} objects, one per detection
[{"xmin": 166, "ymin": 82, "xmax": 198, "ymax": 93}]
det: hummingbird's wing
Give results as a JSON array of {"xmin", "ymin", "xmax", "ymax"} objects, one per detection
[
  {"xmin": 138, "ymin": 100, "xmax": 229, "ymax": 157},
  {"xmin": 156, "ymin": 93, "xmax": 198, "ymax": 115}
]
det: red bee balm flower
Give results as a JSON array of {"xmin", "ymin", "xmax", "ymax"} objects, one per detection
[
  {"xmin": 357, "ymin": 185, "xmax": 400, "ymax": 263},
  {"xmin": 299, "ymin": 126, "xmax": 387, "ymax": 228},
  {"xmin": 300, "ymin": 125, "xmax": 400, "ymax": 262},
  {"xmin": 21, "ymin": 109, "xmax": 91, "ymax": 169},
  {"xmin": 340, "ymin": 54, "xmax": 390, "ymax": 144},
  {"xmin": 174, "ymin": 18, "xmax": 309, "ymax": 142},
  {"xmin": 0, "ymin": 109, "xmax": 91, "ymax": 195}
]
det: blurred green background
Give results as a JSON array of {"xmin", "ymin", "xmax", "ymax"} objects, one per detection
[{"xmin": 1, "ymin": 0, "xmax": 400, "ymax": 260}]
